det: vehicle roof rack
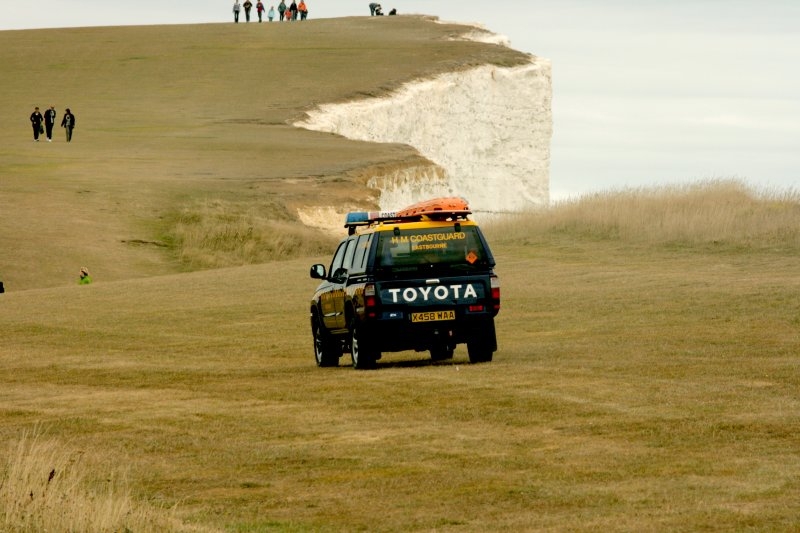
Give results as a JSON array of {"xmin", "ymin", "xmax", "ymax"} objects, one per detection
[{"xmin": 344, "ymin": 197, "xmax": 471, "ymax": 234}]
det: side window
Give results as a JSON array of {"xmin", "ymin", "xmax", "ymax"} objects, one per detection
[
  {"xmin": 328, "ymin": 240, "xmax": 348, "ymax": 280},
  {"xmin": 350, "ymin": 234, "xmax": 372, "ymax": 274},
  {"xmin": 343, "ymin": 237, "xmax": 357, "ymax": 272}
]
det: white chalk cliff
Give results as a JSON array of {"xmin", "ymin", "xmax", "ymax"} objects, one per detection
[{"xmin": 295, "ymin": 27, "xmax": 552, "ymax": 222}]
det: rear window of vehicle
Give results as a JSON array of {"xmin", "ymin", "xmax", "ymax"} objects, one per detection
[{"xmin": 375, "ymin": 226, "xmax": 493, "ymax": 271}]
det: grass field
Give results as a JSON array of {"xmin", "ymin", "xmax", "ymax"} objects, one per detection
[
  {"xmin": 2, "ymin": 18, "xmax": 799, "ymax": 533},
  {"xmin": 1, "ymin": 17, "xmax": 527, "ymax": 290}
]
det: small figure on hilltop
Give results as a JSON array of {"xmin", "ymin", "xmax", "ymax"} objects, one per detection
[
  {"xmin": 389, "ymin": 8, "xmax": 396, "ymax": 15},
  {"xmin": 30, "ymin": 106, "xmax": 43, "ymax": 142},
  {"xmin": 268, "ymin": 5, "xmax": 275, "ymax": 21},
  {"xmin": 290, "ymin": 1, "xmax": 298, "ymax": 20},
  {"xmin": 256, "ymin": 0, "xmax": 265, "ymax": 22},
  {"xmin": 61, "ymin": 108, "xmax": 76, "ymax": 142},
  {"xmin": 278, "ymin": 0, "xmax": 286, "ymax": 20},
  {"xmin": 369, "ymin": 3, "xmax": 381, "ymax": 16},
  {"xmin": 298, "ymin": 0, "xmax": 308, "ymax": 20},
  {"xmin": 233, "ymin": 0, "xmax": 241, "ymax": 23},
  {"xmin": 78, "ymin": 267, "xmax": 92, "ymax": 285},
  {"xmin": 44, "ymin": 105, "xmax": 57, "ymax": 142},
  {"xmin": 243, "ymin": 0, "xmax": 253, "ymax": 22},
  {"xmin": 284, "ymin": 5, "xmax": 292, "ymax": 21}
]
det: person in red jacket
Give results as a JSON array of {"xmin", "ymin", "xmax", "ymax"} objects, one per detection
[{"xmin": 298, "ymin": 0, "xmax": 308, "ymax": 20}]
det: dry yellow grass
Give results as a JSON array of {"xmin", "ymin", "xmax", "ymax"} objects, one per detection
[
  {"xmin": 485, "ymin": 179, "xmax": 800, "ymax": 250},
  {"xmin": 1, "ymin": 19, "xmax": 799, "ymax": 533},
  {"xmin": 1, "ymin": 428, "xmax": 213, "ymax": 532},
  {"xmin": 2, "ymin": 184, "xmax": 799, "ymax": 530}
]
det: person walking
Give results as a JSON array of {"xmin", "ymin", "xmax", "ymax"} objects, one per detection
[
  {"xmin": 30, "ymin": 106, "xmax": 43, "ymax": 142},
  {"xmin": 233, "ymin": 0, "xmax": 241, "ymax": 22},
  {"xmin": 256, "ymin": 1, "xmax": 265, "ymax": 22},
  {"xmin": 243, "ymin": 0, "xmax": 253, "ymax": 22},
  {"xmin": 298, "ymin": 0, "xmax": 308, "ymax": 20},
  {"xmin": 268, "ymin": 5, "xmax": 275, "ymax": 21},
  {"xmin": 289, "ymin": 0, "xmax": 298, "ymax": 20},
  {"xmin": 278, "ymin": 0, "xmax": 286, "ymax": 20},
  {"xmin": 44, "ymin": 105, "xmax": 57, "ymax": 142},
  {"xmin": 61, "ymin": 108, "xmax": 76, "ymax": 142}
]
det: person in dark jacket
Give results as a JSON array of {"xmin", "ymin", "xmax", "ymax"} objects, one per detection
[
  {"xmin": 278, "ymin": 0, "xmax": 286, "ymax": 20},
  {"xmin": 61, "ymin": 108, "xmax": 76, "ymax": 142},
  {"xmin": 44, "ymin": 105, "xmax": 57, "ymax": 142},
  {"xmin": 290, "ymin": 0, "xmax": 298, "ymax": 20},
  {"xmin": 30, "ymin": 106, "xmax": 43, "ymax": 141},
  {"xmin": 243, "ymin": 0, "xmax": 253, "ymax": 22}
]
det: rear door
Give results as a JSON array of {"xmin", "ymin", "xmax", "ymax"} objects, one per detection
[
  {"xmin": 324, "ymin": 237, "xmax": 360, "ymax": 331},
  {"xmin": 320, "ymin": 239, "xmax": 348, "ymax": 330}
]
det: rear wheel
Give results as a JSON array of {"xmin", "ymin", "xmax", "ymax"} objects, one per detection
[
  {"xmin": 312, "ymin": 315, "xmax": 340, "ymax": 367},
  {"xmin": 467, "ymin": 339, "xmax": 493, "ymax": 363},
  {"xmin": 467, "ymin": 320, "xmax": 496, "ymax": 364},
  {"xmin": 351, "ymin": 320, "xmax": 378, "ymax": 370}
]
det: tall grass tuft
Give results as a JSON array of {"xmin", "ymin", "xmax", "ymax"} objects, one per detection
[
  {"xmin": 485, "ymin": 179, "xmax": 800, "ymax": 250},
  {"xmin": 0, "ymin": 428, "xmax": 215, "ymax": 533},
  {"xmin": 166, "ymin": 199, "xmax": 338, "ymax": 269}
]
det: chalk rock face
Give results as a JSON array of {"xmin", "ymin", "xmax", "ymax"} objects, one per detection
[{"xmin": 296, "ymin": 52, "xmax": 552, "ymax": 217}]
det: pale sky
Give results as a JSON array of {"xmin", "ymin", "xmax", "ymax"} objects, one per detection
[{"xmin": 3, "ymin": 1, "xmax": 798, "ymax": 199}]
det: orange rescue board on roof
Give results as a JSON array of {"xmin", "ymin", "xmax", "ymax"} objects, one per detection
[{"xmin": 396, "ymin": 197, "xmax": 471, "ymax": 218}]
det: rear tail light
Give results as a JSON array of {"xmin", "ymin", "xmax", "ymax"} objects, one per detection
[
  {"xmin": 364, "ymin": 283, "xmax": 377, "ymax": 318},
  {"xmin": 490, "ymin": 275, "xmax": 500, "ymax": 313}
]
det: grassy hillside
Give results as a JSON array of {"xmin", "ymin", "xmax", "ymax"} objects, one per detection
[
  {"xmin": 0, "ymin": 18, "xmax": 528, "ymax": 290},
  {"xmin": 1, "ymin": 19, "xmax": 799, "ymax": 533},
  {"xmin": 1, "ymin": 181, "xmax": 799, "ymax": 531}
]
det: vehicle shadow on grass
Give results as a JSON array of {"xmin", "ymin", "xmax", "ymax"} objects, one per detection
[{"xmin": 339, "ymin": 356, "xmax": 469, "ymax": 369}]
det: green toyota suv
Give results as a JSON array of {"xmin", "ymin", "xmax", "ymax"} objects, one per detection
[{"xmin": 309, "ymin": 198, "xmax": 500, "ymax": 369}]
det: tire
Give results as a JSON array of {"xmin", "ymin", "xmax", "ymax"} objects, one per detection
[
  {"xmin": 350, "ymin": 319, "xmax": 377, "ymax": 370},
  {"xmin": 467, "ymin": 320, "xmax": 496, "ymax": 364},
  {"xmin": 430, "ymin": 344, "xmax": 454, "ymax": 361},
  {"xmin": 312, "ymin": 315, "xmax": 339, "ymax": 367},
  {"xmin": 467, "ymin": 339, "xmax": 493, "ymax": 363}
]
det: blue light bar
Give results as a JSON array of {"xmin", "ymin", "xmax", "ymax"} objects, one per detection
[
  {"xmin": 344, "ymin": 212, "xmax": 370, "ymax": 227},
  {"xmin": 344, "ymin": 211, "xmax": 400, "ymax": 227}
]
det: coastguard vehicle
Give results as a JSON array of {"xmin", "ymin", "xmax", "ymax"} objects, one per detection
[{"xmin": 309, "ymin": 197, "xmax": 500, "ymax": 369}]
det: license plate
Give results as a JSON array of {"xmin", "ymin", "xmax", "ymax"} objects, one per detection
[{"xmin": 411, "ymin": 310, "xmax": 456, "ymax": 323}]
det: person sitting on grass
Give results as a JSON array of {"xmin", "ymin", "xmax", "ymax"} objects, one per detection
[{"xmin": 79, "ymin": 267, "xmax": 92, "ymax": 285}]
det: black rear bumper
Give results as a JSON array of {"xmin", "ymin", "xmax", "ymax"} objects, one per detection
[{"xmin": 366, "ymin": 310, "xmax": 496, "ymax": 353}]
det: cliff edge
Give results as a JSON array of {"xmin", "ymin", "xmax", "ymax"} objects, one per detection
[{"xmin": 296, "ymin": 25, "xmax": 552, "ymax": 220}]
